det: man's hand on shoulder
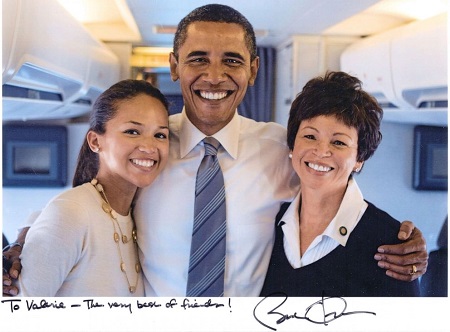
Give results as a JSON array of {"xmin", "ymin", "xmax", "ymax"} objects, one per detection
[
  {"xmin": 3, "ymin": 242, "xmax": 23, "ymax": 296},
  {"xmin": 374, "ymin": 221, "xmax": 428, "ymax": 281}
]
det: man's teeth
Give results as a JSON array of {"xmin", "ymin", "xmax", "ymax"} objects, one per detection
[
  {"xmin": 200, "ymin": 91, "xmax": 228, "ymax": 100},
  {"xmin": 132, "ymin": 159, "xmax": 155, "ymax": 168},
  {"xmin": 308, "ymin": 162, "xmax": 331, "ymax": 172}
]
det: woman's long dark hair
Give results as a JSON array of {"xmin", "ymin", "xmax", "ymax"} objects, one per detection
[{"xmin": 72, "ymin": 79, "xmax": 169, "ymax": 187}]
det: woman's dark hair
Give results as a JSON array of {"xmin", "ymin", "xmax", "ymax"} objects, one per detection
[
  {"xmin": 72, "ymin": 79, "xmax": 169, "ymax": 187},
  {"xmin": 287, "ymin": 71, "xmax": 383, "ymax": 163},
  {"xmin": 173, "ymin": 4, "xmax": 257, "ymax": 61}
]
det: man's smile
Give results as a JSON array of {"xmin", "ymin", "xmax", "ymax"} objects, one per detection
[{"xmin": 197, "ymin": 90, "xmax": 232, "ymax": 100}]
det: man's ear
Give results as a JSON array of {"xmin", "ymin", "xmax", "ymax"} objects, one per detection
[
  {"xmin": 248, "ymin": 56, "xmax": 260, "ymax": 86},
  {"xmin": 86, "ymin": 131, "xmax": 100, "ymax": 153},
  {"xmin": 169, "ymin": 52, "xmax": 179, "ymax": 82}
]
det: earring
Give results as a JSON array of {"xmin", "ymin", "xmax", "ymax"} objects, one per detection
[
  {"xmin": 354, "ymin": 167, "xmax": 361, "ymax": 173},
  {"xmin": 92, "ymin": 147, "xmax": 99, "ymax": 153},
  {"xmin": 288, "ymin": 153, "xmax": 292, "ymax": 159}
]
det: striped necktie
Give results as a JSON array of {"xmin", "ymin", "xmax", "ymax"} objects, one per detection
[{"xmin": 186, "ymin": 137, "xmax": 226, "ymax": 297}]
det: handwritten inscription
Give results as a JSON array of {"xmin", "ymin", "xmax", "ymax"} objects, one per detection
[
  {"xmin": 2, "ymin": 295, "xmax": 376, "ymax": 330},
  {"xmin": 1, "ymin": 297, "xmax": 230, "ymax": 315},
  {"xmin": 137, "ymin": 300, "xmax": 161, "ymax": 309},
  {"xmin": 181, "ymin": 298, "xmax": 225, "ymax": 310},
  {"xmin": 2, "ymin": 299, "xmax": 67, "ymax": 313},
  {"xmin": 253, "ymin": 293, "xmax": 376, "ymax": 331},
  {"xmin": 84, "ymin": 299, "xmax": 104, "ymax": 310},
  {"xmin": 108, "ymin": 301, "xmax": 133, "ymax": 314},
  {"xmin": 26, "ymin": 299, "xmax": 66, "ymax": 310}
]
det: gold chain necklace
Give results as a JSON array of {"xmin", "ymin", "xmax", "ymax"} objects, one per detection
[{"xmin": 90, "ymin": 178, "xmax": 141, "ymax": 293}]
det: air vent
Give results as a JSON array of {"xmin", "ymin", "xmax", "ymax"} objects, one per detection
[
  {"xmin": 2, "ymin": 84, "xmax": 62, "ymax": 101},
  {"xmin": 418, "ymin": 100, "xmax": 448, "ymax": 108},
  {"xmin": 378, "ymin": 102, "xmax": 398, "ymax": 109},
  {"xmin": 73, "ymin": 98, "xmax": 92, "ymax": 105}
]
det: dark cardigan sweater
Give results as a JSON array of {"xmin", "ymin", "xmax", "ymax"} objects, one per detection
[{"xmin": 261, "ymin": 201, "xmax": 420, "ymax": 297}]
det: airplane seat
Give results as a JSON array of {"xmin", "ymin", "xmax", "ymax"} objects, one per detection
[
  {"xmin": 2, "ymin": 233, "xmax": 9, "ymax": 248},
  {"xmin": 420, "ymin": 217, "xmax": 448, "ymax": 297}
]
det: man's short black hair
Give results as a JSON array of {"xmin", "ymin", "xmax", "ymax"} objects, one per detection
[{"xmin": 173, "ymin": 4, "xmax": 257, "ymax": 61}]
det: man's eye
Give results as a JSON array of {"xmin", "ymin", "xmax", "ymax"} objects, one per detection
[
  {"xmin": 224, "ymin": 59, "xmax": 242, "ymax": 66},
  {"xmin": 190, "ymin": 57, "xmax": 207, "ymax": 64}
]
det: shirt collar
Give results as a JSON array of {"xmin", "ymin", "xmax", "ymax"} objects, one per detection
[
  {"xmin": 280, "ymin": 177, "xmax": 367, "ymax": 262},
  {"xmin": 322, "ymin": 177, "xmax": 366, "ymax": 247},
  {"xmin": 179, "ymin": 108, "xmax": 240, "ymax": 160},
  {"xmin": 279, "ymin": 191, "xmax": 302, "ymax": 267}
]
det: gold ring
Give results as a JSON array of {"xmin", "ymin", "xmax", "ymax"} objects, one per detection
[{"xmin": 409, "ymin": 264, "xmax": 417, "ymax": 275}]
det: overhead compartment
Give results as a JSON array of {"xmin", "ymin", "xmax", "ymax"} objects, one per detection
[
  {"xmin": 341, "ymin": 13, "xmax": 447, "ymax": 125},
  {"xmin": 2, "ymin": 0, "xmax": 120, "ymax": 121}
]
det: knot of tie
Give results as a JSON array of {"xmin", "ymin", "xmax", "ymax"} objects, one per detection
[{"xmin": 203, "ymin": 137, "xmax": 220, "ymax": 156}]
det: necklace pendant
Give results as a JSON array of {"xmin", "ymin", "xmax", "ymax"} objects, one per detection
[
  {"xmin": 122, "ymin": 235, "xmax": 128, "ymax": 243},
  {"xmin": 129, "ymin": 286, "xmax": 136, "ymax": 293},
  {"xmin": 114, "ymin": 232, "xmax": 120, "ymax": 243},
  {"xmin": 96, "ymin": 183, "xmax": 104, "ymax": 193},
  {"xmin": 102, "ymin": 203, "xmax": 112, "ymax": 214},
  {"xmin": 120, "ymin": 262, "xmax": 126, "ymax": 272},
  {"xmin": 135, "ymin": 263, "xmax": 141, "ymax": 273}
]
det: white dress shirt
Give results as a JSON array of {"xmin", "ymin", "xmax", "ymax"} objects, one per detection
[
  {"xmin": 280, "ymin": 178, "xmax": 368, "ymax": 269},
  {"xmin": 134, "ymin": 110, "xmax": 299, "ymax": 296}
]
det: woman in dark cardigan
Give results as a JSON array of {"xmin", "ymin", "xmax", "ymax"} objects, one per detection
[{"xmin": 261, "ymin": 71, "xmax": 420, "ymax": 297}]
